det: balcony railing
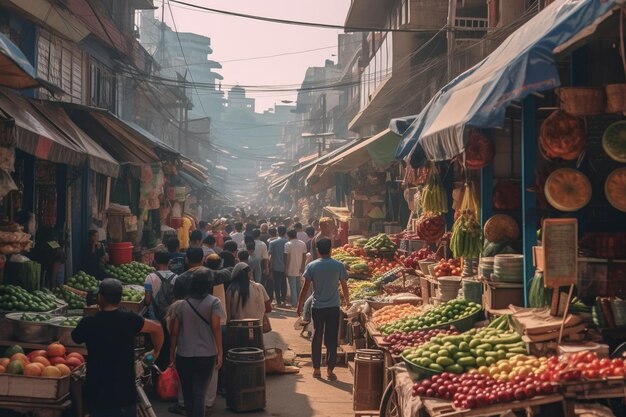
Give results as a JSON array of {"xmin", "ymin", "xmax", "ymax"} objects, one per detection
[
  {"xmin": 455, "ymin": 17, "xmax": 489, "ymax": 31},
  {"xmin": 360, "ymin": 33, "xmax": 393, "ymax": 112}
]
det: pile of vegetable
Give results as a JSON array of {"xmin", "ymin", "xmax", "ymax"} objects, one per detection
[
  {"xmin": 334, "ymin": 252, "xmax": 370, "ymax": 275},
  {"xmin": 402, "ymin": 318, "xmax": 525, "ymax": 374},
  {"xmin": 381, "ymin": 277, "xmax": 421, "ymax": 297},
  {"xmin": 66, "ymin": 271, "xmax": 99, "ymax": 293},
  {"xmin": 105, "ymin": 262, "xmax": 154, "ymax": 285},
  {"xmin": 433, "ymin": 259, "xmax": 462, "ymax": 278},
  {"xmin": 348, "ymin": 280, "xmax": 381, "ymax": 300},
  {"xmin": 384, "ymin": 328, "xmax": 458, "ymax": 355},
  {"xmin": 121, "ymin": 288, "xmax": 144, "ymax": 303},
  {"xmin": 371, "ymin": 304, "xmax": 422, "ymax": 328},
  {"xmin": 19, "ymin": 313, "xmax": 53, "ymax": 322},
  {"xmin": 450, "ymin": 183, "xmax": 482, "ymax": 258},
  {"xmin": 53, "ymin": 287, "xmax": 86, "ymax": 309},
  {"xmin": 404, "ymin": 247, "xmax": 434, "ymax": 269},
  {"xmin": 364, "ymin": 234, "xmax": 397, "ymax": 252},
  {"xmin": 58, "ymin": 317, "xmax": 82, "ymax": 327},
  {"xmin": 373, "ymin": 267, "xmax": 405, "ymax": 288},
  {"xmin": 0, "ymin": 286, "xmax": 59, "ymax": 312},
  {"xmin": 422, "ymin": 164, "xmax": 448, "ymax": 214},
  {"xmin": 380, "ymin": 299, "xmax": 480, "ymax": 335}
]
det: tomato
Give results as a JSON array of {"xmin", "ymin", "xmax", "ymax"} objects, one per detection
[
  {"xmin": 599, "ymin": 368, "xmax": 611, "ymax": 378},
  {"xmin": 599, "ymin": 358, "xmax": 612, "ymax": 368},
  {"xmin": 524, "ymin": 383, "xmax": 537, "ymax": 398},
  {"xmin": 611, "ymin": 366, "xmax": 626, "ymax": 377},
  {"xmin": 583, "ymin": 352, "xmax": 597, "ymax": 363},
  {"xmin": 476, "ymin": 393, "xmax": 488, "ymax": 407},
  {"xmin": 611, "ymin": 358, "xmax": 624, "ymax": 368},
  {"xmin": 514, "ymin": 388, "xmax": 526, "ymax": 400},
  {"xmin": 426, "ymin": 388, "xmax": 434, "ymax": 397},
  {"xmin": 539, "ymin": 382, "xmax": 553, "ymax": 395},
  {"xmin": 415, "ymin": 386, "xmax": 426, "ymax": 396}
]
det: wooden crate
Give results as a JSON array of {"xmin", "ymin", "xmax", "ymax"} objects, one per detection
[
  {"xmin": 0, "ymin": 398, "xmax": 71, "ymax": 417},
  {"xmin": 422, "ymin": 394, "xmax": 563, "ymax": 417},
  {"xmin": 0, "ymin": 374, "xmax": 70, "ymax": 401},
  {"xmin": 561, "ymin": 377, "xmax": 626, "ymax": 400}
]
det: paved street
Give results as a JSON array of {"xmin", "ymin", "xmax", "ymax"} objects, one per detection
[{"xmin": 153, "ymin": 309, "xmax": 355, "ymax": 417}]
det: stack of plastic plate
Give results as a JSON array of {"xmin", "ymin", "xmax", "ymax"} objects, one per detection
[
  {"xmin": 437, "ymin": 276, "xmax": 463, "ymax": 302},
  {"xmin": 492, "ymin": 254, "xmax": 524, "ymax": 283},
  {"xmin": 478, "ymin": 257, "xmax": 494, "ymax": 280}
]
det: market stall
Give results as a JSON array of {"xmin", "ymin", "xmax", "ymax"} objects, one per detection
[{"xmin": 346, "ymin": 2, "xmax": 626, "ymax": 416}]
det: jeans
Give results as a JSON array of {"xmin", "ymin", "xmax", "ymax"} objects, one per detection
[
  {"xmin": 311, "ymin": 307, "xmax": 340, "ymax": 370},
  {"xmin": 273, "ymin": 270, "xmax": 287, "ymax": 303},
  {"xmin": 303, "ymin": 295, "xmax": 313, "ymax": 322},
  {"xmin": 176, "ymin": 355, "xmax": 216, "ymax": 417},
  {"xmin": 91, "ymin": 405, "xmax": 136, "ymax": 417},
  {"xmin": 176, "ymin": 363, "xmax": 218, "ymax": 407},
  {"xmin": 287, "ymin": 276, "xmax": 302, "ymax": 306},
  {"xmin": 263, "ymin": 273, "xmax": 274, "ymax": 302}
]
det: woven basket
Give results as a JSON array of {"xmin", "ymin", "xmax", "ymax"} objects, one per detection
[
  {"xmin": 558, "ymin": 87, "xmax": 606, "ymax": 116},
  {"xmin": 605, "ymin": 84, "xmax": 626, "ymax": 114}
]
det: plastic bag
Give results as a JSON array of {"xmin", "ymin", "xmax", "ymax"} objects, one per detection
[{"xmin": 157, "ymin": 367, "xmax": 179, "ymax": 400}]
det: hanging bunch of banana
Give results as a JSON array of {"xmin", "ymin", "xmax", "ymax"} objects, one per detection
[
  {"xmin": 421, "ymin": 163, "xmax": 448, "ymax": 214},
  {"xmin": 450, "ymin": 182, "xmax": 482, "ymax": 258}
]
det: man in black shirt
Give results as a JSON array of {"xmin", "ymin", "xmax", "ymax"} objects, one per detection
[{"xmin": 72, "ymin": 279, "xmax": 163, "ymax": 417}]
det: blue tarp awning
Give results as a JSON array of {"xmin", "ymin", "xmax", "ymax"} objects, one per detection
[
  {"xmin": 0, "ymin": 32, "xmax": 39, "ymax": 89},
  {"xmin": 393, "ymin": 0, "xmax": 624, "ymax": 166}
]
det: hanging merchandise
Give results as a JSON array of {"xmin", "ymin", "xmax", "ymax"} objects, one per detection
[
  {"xmin": 421, "ymin": 163, "xmax": 448, "ymax": 214},
  {"xmin": 450, "ymin": 183, "xmax": 482, "ymax": 258},
  {"xmin": 605, "ymin": 167, "xmax": 626, "ymax": 212},
  {"xmin": 602, "ymin": 121, "xmax": 626, "ymax": 163},
  {"xmin": 416, "ymin": 213, "xmax": 446, "ymax": 243},
  {"xmin": 539, "ymin": 110, "xmax": 586, "ymax": 161},
  {"xmin": 464, "ymin": 129, "xmax": 494, "ymax": 170},
  {"xmin": 139, "ymin": 163, "xmax": 165, "ymax": 220},
  {"xmin": 544, "ymin": 168, "xmax": 592, "ymax": 212}
]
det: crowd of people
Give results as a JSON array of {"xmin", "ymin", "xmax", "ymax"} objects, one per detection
[{"xmin": 71, "ymin": 212, "xmax": 350, "ymax": 417}]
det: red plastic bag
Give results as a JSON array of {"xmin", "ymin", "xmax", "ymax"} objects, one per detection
[{"xmin": 157, "ymin": 367, "xmax": 179, "ymax": 400}]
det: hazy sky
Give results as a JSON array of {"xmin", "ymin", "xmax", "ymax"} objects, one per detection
[{"xmin": 164, "ymin": 0, "xmax": 351, "ymax": 113}]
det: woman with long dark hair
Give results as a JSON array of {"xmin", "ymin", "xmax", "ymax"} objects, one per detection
[{"xmin": 225, "ymin": 262, "xmax": 271, "ymax": 323}]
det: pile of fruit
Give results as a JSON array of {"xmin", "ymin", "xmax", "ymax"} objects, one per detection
[
  {"xmin": 549, "ymin": 351, "xmax": 626, "ymax": 381},
  {"xmin": 334, "ymin": 252, "xmax": 370, "ymax": 275},
  {"xmin": 368, "ymin": 257, "xmax": 404, "ymax": 278},
  {"xmin": 373, "ymin": 267, "xmax": 405, "ymax": 288},
  {"xmin": 53, "ymin": 287, "xmax": 86, "ymax": 309},
  {"xmin": 364, "ymin": 234, "xmax": 397, "ymax": 252},
  {"xmin": 348, "ymin": 280, "xmax": 381, "ymax": 300},
  {"xmin": 19, "ymin": 313, "xmax": 52, "ymax": 322},
  {"xmin": 402, "ymin": 326, "xmax": 526, "ymax": 374},
  {"xmin": 105, "ymin": 262, "xmax": 154, "ymax": 285},
  {"xmin": 122, "ymin": 288, "xmax": 144, "ymax": 303},
  {"xmin": 381, "ymin": 276, "xmax": 421, "ymax": 297},
  {"xmin": 0, "ymin": 286, "xmax": 59, "ymax": 312},
  {"xmin": 394, "ymin": 230, "xmax": 422, "ymax": 241},
  {"xmin": 0, "ymin": 343, "xmax": 85, "ymax": 378},
  {"xmin": 404, "ymin": 247, "xmax": 434, "ymax": 269},
  {"xmin": 58, "ymin": 317, "xmax": 82, "ymax": 327},
  {"xmin": 384, "ymin": 328, "xmax": 459, "ymax": 355},
  {"xmin": 411, "ymin": 366, "xmax": 555, "ymax": 409},
  {"xmin": 66, "ymin": 271, "xmax": 99, "ymax": 293},
  {"xmin": 433, "ymin": 259, "xmax": 462, "ymax": 278},
  {"xmin": 372, "ymin": 304, "xmax": 422, "ymax": 328},
  {"xmin": 380, "ymin": 299, "xmax": 480, "ymax": 335},
  {"xmin": 338, "ymin": 244, "xmax": 366, "ymax": 257}
]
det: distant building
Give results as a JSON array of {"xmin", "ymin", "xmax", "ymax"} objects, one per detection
[{"xmin": 225, "ymin": 86, "xmax": 255, "ymax": 111}]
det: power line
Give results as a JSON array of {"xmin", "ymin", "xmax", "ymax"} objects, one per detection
[{"xmin": 169, "ymin": 0, "xmax": 444, "ymax": 33}]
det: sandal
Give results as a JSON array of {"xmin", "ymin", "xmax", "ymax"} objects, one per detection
[
  {"xmin": 327, "ymin": 371, "xmax": 338, "ymax": 381},
  {"xmin": 313, "ymin": 370, "xmax": 322, "ymax": 379}
]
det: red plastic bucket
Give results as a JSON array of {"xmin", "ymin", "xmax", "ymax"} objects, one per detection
[{"xmin": 108, "ymin": 242, "xmax": 134, "ymax": 266}]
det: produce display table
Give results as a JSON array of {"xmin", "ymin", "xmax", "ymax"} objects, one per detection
[
  {"xmin": 0, "ymin": 398, "xmax": 71, "ymax": 417},
  {"xmin": 0, "ymin": 340, "xmax": 87, "ymax": 356},
  {"xmin": 420, "ymin": 394, "xmax": 563, "ymax": 417}
]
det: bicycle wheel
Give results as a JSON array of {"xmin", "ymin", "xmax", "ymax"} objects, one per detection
[{"xmin": 379, "ymin": 382, "xmax": 401, "ymax": 417}]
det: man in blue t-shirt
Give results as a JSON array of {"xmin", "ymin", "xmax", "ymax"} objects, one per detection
[{"xmin": 297, "ymin": 238, "xmax": 349, "ymax": 381}]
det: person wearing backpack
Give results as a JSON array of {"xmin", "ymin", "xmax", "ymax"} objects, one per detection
[{"xmin": 144, "ymin": 251, "xmax": 177, "ymax": 371}]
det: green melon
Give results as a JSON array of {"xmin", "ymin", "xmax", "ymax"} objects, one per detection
[
  {"xmin": 3, "ymin": 345, "xmax": 23, "ymax": 358},
  {"xmin": 6, "ymin": 360, "xmax": 23, "ymax": 375}
]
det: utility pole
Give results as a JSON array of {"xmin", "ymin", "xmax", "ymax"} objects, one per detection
[
  {"xmin": 447, "ymin": 0, "xmax": 458, "ymax": 82},
  {"xmin": 320, "ymin": 93, "xmax": 327, "ymax": 157}
]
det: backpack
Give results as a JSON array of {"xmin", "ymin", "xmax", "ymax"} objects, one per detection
[
  {"xmin": 168, "ymin": 256, "xmax": 185, "ymax": 275},
  {"xmin": 152, "ymin": 271, "xmax": 177, "ymax": 321}
]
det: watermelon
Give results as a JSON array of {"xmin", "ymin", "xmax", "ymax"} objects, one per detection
[
  {"xmin": 3, "ymin": 345, "xmax": 23, "ymax": 358},
  {"xmin": 6, "ymin": 360, "xmax": 23, "ymax": 375}
]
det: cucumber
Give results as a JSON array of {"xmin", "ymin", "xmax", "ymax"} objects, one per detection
[
  {"xmin": 442, "ymin": 335, "xmax": 464, "ymax": 344},
  {"xmin": 436, "ymin": 357, "xmax": 455, "ymax": 367},
  {"xmin": 484, "ymin": 351, "xmax": 499, "ymax": 358},
  {"xmin": 477, "ymin": 343, "xmax": 493, "ymax": 351},
  {"xmin": 445, "ymin": 364, "xmax": 464, "ymax": 374},
  {"xmin": 475, "ymin": 356, "xmax": 487, "ymax": 367},
  {"xmin": 429, "ymin": 363, "xmax": 444, "ymax": 372},
  {"xmin": 469, "ymin": 339, "xmax": 482, "ymax": 349},
  {"xmin": 420, "ymin": 358, "xmax": 432, "ymax": 367},
  {"xmin": 508, "ymin": 347, "xmax": 528, "ymax": 354},
  {"xmin": 453, "ymin": 352, "xmax": 471, "ymax": 360},
  {"xmin": 496, "ymin": 350, "xmax": 507, "ymax": 360},
  {"xmin": 458, "ymin": 356, "xmax": 477, "ymax": 366},
  {"xmin": 475, "ymin": 349, "xmax": 485, "ymax": 357},
  {"xmin": 485, "ymin": 356, "xmax": 496, "ymax": 366},
  {"xmin": 458, "ymin": 341, "xmax": 470, "ymax": 352}
]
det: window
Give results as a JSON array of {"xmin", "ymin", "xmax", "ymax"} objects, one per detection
[
  {"xmin": 89, "ymin": 59, "xmax": 116, "ymax": 113},
  {"xmin": 37, "ymin": 29, "xmax": 82, "ymax": 103}
]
